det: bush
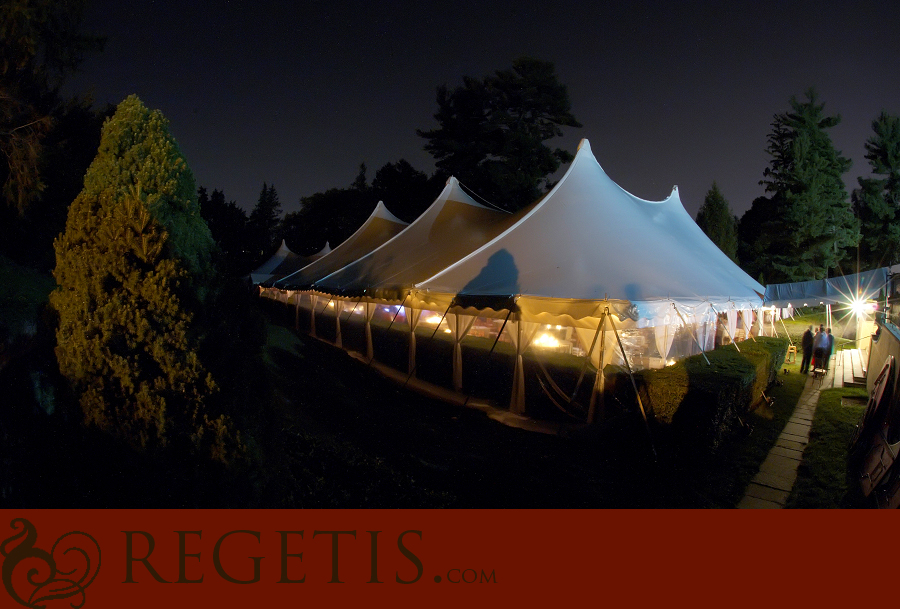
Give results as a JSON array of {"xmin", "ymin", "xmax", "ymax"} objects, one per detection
[{"xmin": 616, "ymin": 337, "xmax": 790, "ymax": 453}]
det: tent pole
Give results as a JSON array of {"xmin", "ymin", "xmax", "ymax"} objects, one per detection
[
  {"xmin": 429, "ymin": 304, "xmax": 452, "ymax": 339},
  {"xmin": 587, "ymin": 315, "xmax": 607, "ymax": 424},
  {"xmin": 739, "ymin": 309, "xmax": 758, "ymax": 342},
  {"xmin": 607, "ymin": 310, "xmax": 656, "ymax": 459},
  {"xmin": 342, "ymin": 297, "xmax": 364, "ymax": 321},
  {"xmin": 674, "ymin": 304, "xmax": 712, "ymax": 364},
  {"xmin": 710, "ymin": 304, "xmax": 740, "ymax": 353},
  {"xmin": 487, "ymin": 308, "xmax": 513, "ymax": 357},
  {"xmin": 386, "ymin": 293, "xmax": 410, "ymax": 331},
  {"xmin": 780, "ymin": 317, "xmax": 794, "ymax": 346},
  {"xmin": 569, "ymin": 312, "xmax": 607, "ymax": 404}
]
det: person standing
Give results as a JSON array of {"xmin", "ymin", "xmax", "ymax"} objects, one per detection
[
  {"xmin": 825, "ymin": 328, "xmax": 834, "ymax": 370},
  {"xmin": 813, "ymin": 325, "xmax": 829, "ymax": 370},
  {"xmin": 800, "ymin": 325, "xmax": 814, "ymax": 373}
]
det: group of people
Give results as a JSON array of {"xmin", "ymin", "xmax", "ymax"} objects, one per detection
[{"xmin": 800, "ymin": 325, "xmax": 834, "ymax": 374}]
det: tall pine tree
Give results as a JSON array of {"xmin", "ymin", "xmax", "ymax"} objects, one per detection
[
  {"xmin": 247, "ymin": 182, "xmax": 281, "ymax": 265},
  {"xmin": 417, "ymin": 57, "xmax": 581, "ymax": 211},
  {"xmin": 51, "ymin": 95, "xmax": 238, "ymax": 459},
  {"xmin": 756, "ymin": 89, "xmax": 857, "ymax": 281},
  {"xmin": 695, "ymin": 182, "xmax": 738, "ymax": 262},
  {"xmin": 853, "ymin": 112, "xmax": 900, "ymax": 269}
]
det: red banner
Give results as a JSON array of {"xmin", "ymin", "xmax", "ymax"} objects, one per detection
[{"xmin": 0, "ymin": 509, "xmax": 890, "ymax": 607}]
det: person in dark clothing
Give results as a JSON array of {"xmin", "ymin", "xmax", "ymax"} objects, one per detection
[
  {"xmin": 800, "ymin": 325, "xmax": 814, "ymax": 373},
  {"xmin": 813, "ymin": 325, "xmax": 829, "ymax": 370},
  {"xmin": 825, "ymin": 328, "xmax": 834, "ymax": 370}
]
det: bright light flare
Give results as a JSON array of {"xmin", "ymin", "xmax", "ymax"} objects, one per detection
[
  {"xmin": 533, "ymin": 333, "xmax": 560, "ymax": 348},
  {"xmin": 425, "ymin": 315, "xmax": 443, "ymax": 325}
]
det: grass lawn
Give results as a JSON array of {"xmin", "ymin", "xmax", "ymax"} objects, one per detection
[{"xmin": 786, "ymin": 387, "xmax": 870, "ymax": 508}]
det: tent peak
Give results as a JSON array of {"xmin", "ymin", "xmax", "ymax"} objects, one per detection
[
  {"xmin": 446, "ymin": 176, "xmax": 458, "ymax": 187},
  {"xmin": 577, "ymin": 138, "xmax": 591, "ymax": 152},
  {"xmin": 371, "ymin": 201, "xmax": 407, "ymax": 225}
]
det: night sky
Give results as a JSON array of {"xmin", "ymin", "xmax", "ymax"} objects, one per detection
[{"xmin": 65, "ymin": 0, "xmax": 900, "ymax": 219}]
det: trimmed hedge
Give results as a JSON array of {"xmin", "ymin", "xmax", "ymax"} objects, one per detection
[{"xmin": 619, "ymin": 337, "xmax": 789, "ymax": 453}]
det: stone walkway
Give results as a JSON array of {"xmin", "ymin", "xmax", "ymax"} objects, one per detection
[{"xmin": 736, "ymin": 366, "xmax": 834, "ymax": 508}]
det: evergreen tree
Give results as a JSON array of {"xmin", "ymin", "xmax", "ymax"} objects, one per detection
[
  {"xmin": 853, "ymin": 112, "xmax": 900, "ymax": 269},
  {"xmin": 755, "ymin": 89, "xmax": 857, "ymax": 281},
  {"xmin": 199, "ymin": 186, "xmax": 251, "ymax": 275},
  {"xmin": 247, "ymin": 182, "xmax": 282, "ymax": 264},
  {"xmin": 695, "ymin": 182, "xmax": 738, "ymax": 262},
  {"xmin": 372, "ymin": 159, "xmax": 442, "ymax": 223},
  {"xmin": 1, "ymin": 0, "xmax": 104, "ymax": 214},
  {"xmin": 737, "ymin": 195, "xmax": 777, "ymax": 283},
  {"xmin": 417, "ymin": 57, "xmax": 581, "ymax": 210},
  {"xmin": 50, "ymin": 95, "xmax": 236, "ymax": 458},
  {"xmin": 351, "ymin": 162, "xmax": 368, "ymax": 191}
]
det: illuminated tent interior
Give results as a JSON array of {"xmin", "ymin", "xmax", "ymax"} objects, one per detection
[
  {"xmin": 263, "ymin": 140, "xmax": 766, "ymax": 422},
  {"xmin": 309, "ymin": 177, "xmax": 521, "ymax": 366}
]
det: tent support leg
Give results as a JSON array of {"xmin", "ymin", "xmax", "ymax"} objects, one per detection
[
  {"xmin": 674, "ymin": 304, "xmax": 711, "ymax": 364},
  {"xmin": 607, "ymin": 310, "xmax": 656, "ymax": 459},
  {"xmin": 487, "ymin": 309, "xmax": 513, "ymax": 357},
  {"xmin": 428, "ymin": 304, "xmax": 452, "ymax": 339},
  {"xmin": 386, "ymin": 294, "xmax": 409, "ymax": 331},
  {"xmin": 711, "ymin": 304, "xmax": 740, "ymax": 353},
  {"xmin": 570, "ymin": 313, "xmax": 606, "ymax": 405},
  {"xmin": 780, "ymin": 317, "xmax": 794, "ymax": 346},
  {"xmin": 739, "ymin": 309, "xmax": 758, "ymax": 342}
]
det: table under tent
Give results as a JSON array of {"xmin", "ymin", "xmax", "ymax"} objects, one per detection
[{"xmin": 262, "ymin": 139, "xmax": 767, "ymax": 426}]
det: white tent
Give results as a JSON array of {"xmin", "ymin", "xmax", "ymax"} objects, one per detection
[
  {"xmin": 251, "ymin": 240, "xmax": 332, "ymax": 286},
  {"xmin": 270, "ymin": 201, "xmax": 407, "ymax": 342},
  {"xmin": 312, "ymin": 176, "xmax": 519, "ymax": 378},
  {"xmin": 413, "ymin": 139, "xmax": 764, "ymax": 324},
  {"xmin": 409, "ymin": 139, "xmax": 765, "ymax": 413},
  {"xmin": 250, "ymin": 239, "xmax": 293, "ymax": 285},
  {"xmin": 275, "ymin": 202, "xmax": 407, "ymax": 290}
]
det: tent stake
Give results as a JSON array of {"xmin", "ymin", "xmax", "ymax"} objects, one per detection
[
  {"xmin": 674, "ymin": 304, "xmax": 711, "ymax": 365},
  {"xmin": 607, "ymin": 310, "xmax": 656, "ymax": 459}
]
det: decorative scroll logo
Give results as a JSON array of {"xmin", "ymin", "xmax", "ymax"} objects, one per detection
[{"xmin": 1, "ymin": 518, "xmax": 101, "ymax": 609}]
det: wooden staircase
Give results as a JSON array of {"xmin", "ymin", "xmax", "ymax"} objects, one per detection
[{"xmin": 840, "ymin": 348, "xmax": 868, "ymax": 389}]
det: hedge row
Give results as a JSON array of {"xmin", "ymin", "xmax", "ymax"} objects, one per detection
[{"xmin": 619, "ymin": 337, "xmax": 789, "ymax": 452}]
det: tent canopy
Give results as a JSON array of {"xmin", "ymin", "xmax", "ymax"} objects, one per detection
[
  {"xmin": 763, "ymin": 268, "xmax": 889, "ymax": 308},
  {"xmin": 412, "ymin": 139, "xmax": 764, "ymax": 324},
  {"xmin": 312, "ymin": 177, "xmax": 518, "ymax": 302},
  {"xmin": 275, "ymin": 202, "xmax": 407, "ymax": 290},
  {"xmin": 255, "ymin": 240, "xmax": 331, "ymax": 287}
]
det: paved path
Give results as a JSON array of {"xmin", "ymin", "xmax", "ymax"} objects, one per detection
[{"xmin": 736, "ymin": 366, "xmax": 834, "ymax": 509}]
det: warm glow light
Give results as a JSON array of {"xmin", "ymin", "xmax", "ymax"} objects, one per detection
[
  {"xmin": 443, "ymin": 328, "xmax": 452, "ymax": 334},
  {"xmin": 666, "ymin": 358, "xmax": 676, "ymax": 367},
  {"xmin": 555, "ymin": 325, "xmax": 563, "ymax": 330},
  {"xmin": 425, "ymin": 315, "xmax": 443, "ymax": 325},
  {"xmin": 533, "ymin": 333, "xmax": 560, "ymax": 348}
]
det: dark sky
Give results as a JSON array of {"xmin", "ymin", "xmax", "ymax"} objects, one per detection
[{"xmin": 66, "ymin": 0, "xmax": 900, "ymax": 219}]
